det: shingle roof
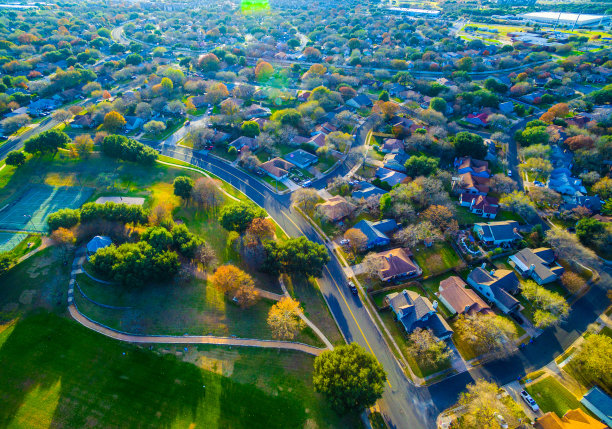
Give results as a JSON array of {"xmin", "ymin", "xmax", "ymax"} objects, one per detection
[
  {"xmin": 317, "ymin": 196, "xmax": 356, "ymax": 221},
  {"xmin": 353, "ymin": 219, "xmax": 397, "ymax": 247},
  {"xmin": 468, "ymin": 268, "xmax": 520, "ymax": 294},
  {"xmin": 475, "ymin": 221, "xmax": 521, "ymax": 242},
  {"xmin": 438, "ymin": 276, "xmax": 492, "ymax": 315},
  {"xmin": 375, "ymin": 248, "xmax": 419, "ymax": 279}
]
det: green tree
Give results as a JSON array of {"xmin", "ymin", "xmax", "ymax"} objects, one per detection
[
  {"xmin": 0, "ymin": 251, "xmax": 17, "ymax": 274},
  {"xmin": 457, "ymin": 379, "xmax": 524, "ymax": 429},
  {"xmin": 5, "ymin": 151, "xmax": 26, "ymax": 167},
  {"xmin": 173, "ymin": 176, "xmax": 194, "ymax": 201},
  {"xmin": 47, "ymin": 208, "xmax": 80, "ymax": 231},
  {"xmin": 313, "ymin": 343, "xmax": 386, "ymax": 414},
  {"xmin": 24, "ymin": 129, "xmax": 70, "ymax": 155},
  {"xmin": 263, "ymin": 237, "xmax": 330, "ymax": 277},
  {"xmin": 570, "ymin": 334, "xmax": 612, "ymax": 389},
  {"xmin": 407, "ymin": 328, "xmax": 451, "ymax": 366},
  {"xmin": 404, "ymin": 155, "xmax": 438, "ymax": 177},
  {"xmin": 378, "ymin": 90, "xmax": 389, "ymax": 102},
  {"xmin": 241, "ymin": 120, "xmax": 260, "ymax": 138},
  {"xmin": 576, "ymin": 218, "xmax": 606, "ymax": 246},
  {"xmin": 218, "ymin": 201, "xmax": 266, "ymax": 234},
  {"xmin": 454, "ymin": 314, "xmax": 518, "ymax": 357},
  {"xmin": 522, "ymin": 280, "xmax": 569, "ymax": 328},
  {"xmin": 519, "ymin": 126, "xmax": 549, "ymax": 146},
  {"xmin": 429, "ymin": 97, "xmax": 447, "ymax": 113},
  {"xmin": 141, "ymin": 226, "xmax": 173, "ymax": 251},
  {"xmin": 453, "ymin": 132, "xmax": 486, "ymax": 159}
]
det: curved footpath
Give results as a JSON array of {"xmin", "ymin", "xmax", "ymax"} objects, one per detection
[{"xmin": 66, "ymin": 249, "xmax": 326, "ymax": 356}]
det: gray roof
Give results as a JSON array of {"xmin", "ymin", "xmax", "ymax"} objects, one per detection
[
  {"xmin": 86, "ymin": 235, "xmax": 112, "ymax": 254},
  {"xmin": 387, "ymin": 290, "xmax": 452, "ymax": 337},
  {"xmin": 582, "ymin": 387, "xmax": 612, "ymax": 421},
  {"xmin": 510, "ymin": 248, "xmax": 564, "ymax": 283},
  {"xmin": 352, "ymin": 182, "xmax": 387, "ymax": 200},
  {"xmin": 468, "ymin": 267, "xmax": 520, "ymax": 294},
  {"xmin": 284, "ymin": 149, "xmax": 317, "ymax": 167},
  {"xmin": 353, "ymin": 219, "xmax": 397, "ymax": 247},
  {"xmin": 475, "ymin": 221, "xmax": 521, "ymax": 242}
]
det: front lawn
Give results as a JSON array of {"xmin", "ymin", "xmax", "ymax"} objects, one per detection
[
  {"xmin": 526, "ymin": 376, "xmax": 587, "ymax": 418},
  {"xmin": 412, "ymin": 242, "xmax": 463, "ymax": 278},
  {"xmin": 262, "ymin": 175, "xmax": 288, "ymax": 191}
]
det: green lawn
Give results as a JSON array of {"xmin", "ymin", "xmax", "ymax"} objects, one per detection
[
  {"xmin": 455, "ymin": 206, "xmax": 524, "ymax": 226},
  {"xmin": 412, "ymin": 242, "xmax": 462, "ymax": 278},
  {"xmin": 526, "ymin": 376, "xmax": 587, "ymax": 418},
  {"xmin": 0, "ymin": 312, "xmax": 354, "ymax": 428}
]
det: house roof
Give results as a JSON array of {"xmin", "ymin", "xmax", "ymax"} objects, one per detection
[
  {"xmin": 375, "ymin": 167, "xmax": 407, "ymax": 187},
  {"xmin": 456, "ymin": 156, "xmax": 490, "ymax": 175},
  {"xmin": 468, "ymin": 268, "xmax": 520, "ymax": 295},
  {"xmin": 459, "ymin": 173, "xmax": 490, "ymax": 194},
  {"xmin": 317, "ymin": 196, "xmax": 356, "ymax": 221},
  {"xmin": 353, "ymin": 219, "xmax": 397, "ymax": 246},
  {"xmin": 348, "ymin": 93, "xmax": 373, "ymax": 107},
  {"xmin": 475, "ymin": 221, "xmax": 521, "ymax": 242},
  {"xmin": 375, "ymin": 248, "xmax": 419, "ymax": 279},
  {"xmin": 582, "ymin": 387, "xmax": 612, "ymax": 421},
  {"xmin": 387, "ymin": 290, "xmax": 453, "ymax": 338},
  {"xmin": 230, "ymin": 136, "xmax": 257, "ymax": 150},
  {"xmin": 536, "ymin": 409, "xmax": 607, "ymax": 429},
  {"xmin": 284, "ymin": 149, "xmax": 317, "ymax": 167},
  {"xmin": 352, "ymin": 181, "xmax": 387, "ymax": 200},
  {"xmin": 381, "ymin": 138, "xmax": 404, "ymax": 152},
  {"xmin": 308, "ymin": 133, "xmax": 326, "ymax": 147},
  {"xmin": 260, "ymin": 157, "xmax": 294, "ymax": 179},
  {"xmin": 438, "ymin": 276, "xmax": 492, "ymax": 315},
  {"xmin": 86, "ymin": 236, "xmax": 112, "ymax": 254}
]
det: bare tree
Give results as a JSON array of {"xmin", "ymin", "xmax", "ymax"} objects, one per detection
[{"xmin": 191, "ymin": 177, "xmax": 223, "ymax": 212}]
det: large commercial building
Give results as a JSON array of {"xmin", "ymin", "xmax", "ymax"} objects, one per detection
[{"xmin": 520, "ymin": 12, "xmax": 610, "ymax": 28}]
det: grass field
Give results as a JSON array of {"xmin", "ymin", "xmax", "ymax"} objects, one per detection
[
  {"xmin": 412, "ymin": 242, "xmax": 462, "ymax": 278},
  {"xmin": 526, "ymin": 376, "xmax": 587, "ymax": 418},
  {"xmin": 0, "ymin": 312, "xmax": 355, "ymax": 429}
]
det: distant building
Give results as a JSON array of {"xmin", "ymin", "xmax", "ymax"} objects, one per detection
[
  {"xmin": 352, "ymin": 219, "xmax": 397, "ymax": 249},
  {"xmin": 259, "ymin": 157, "xmax": 294, "ymax": 180},
  {"xmin": 459, "ymin": 194, "xmax": 499, "ymax": 219},
  {"xmin": 455, "ymin": 157, "xmax": 491, "ymax": 178},
  {"xmin": 86, "ymin": 236, "xmax": 112, "ymax": 258},
  {"xmin": 473, "ymin": 221, "xmax": 522, "ymax": 246},
  {"xmin": 521, "ymin": 12, "xmax": 610, "ymax": 28},
  {"xmin": 375, "ymin": 167, "xmax": 407, "ymax": 187},
  {"xmin": 284, "ymin": 149, "xmax": 317, "ymax": 169},
  {"xmin": 351, "ymin": 181, "xmax": 387, "ymax": 200}
]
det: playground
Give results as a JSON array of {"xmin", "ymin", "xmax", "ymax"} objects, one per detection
[{"xmin": 0, "ymin": 185, "xmax": 92, "ymax": 233}]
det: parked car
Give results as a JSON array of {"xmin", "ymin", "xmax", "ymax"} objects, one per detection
[
  {"xmin": 507, "ymin": 169, "xmax": 512, "ymax": 177},
  {"xmin": 534, "ymin": 181, "xmax": 545, "ymax": 187},
  {"xmin": 339, "ymin": 239, "xmax": 350, "ymax": 245},
  {"xmin": 520, "ymin": 390, "xmax": 539, "ymax": 412},
  {"xmin": 301, "ymin": 180, "xmax": 312, "ymax": 188},
  {"xmin": 347, "ymin": 281, "xmax": 358, "ymax": 295}
]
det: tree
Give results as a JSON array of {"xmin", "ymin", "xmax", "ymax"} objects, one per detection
[
  {"xmin": 313, "ymin": 343, "xmax": 386, "ymax": 413},
  {"xmin": 422, "ymin": 205, "xmax": 458, "ymax": 236},
  {"xmin": 429, "ymin": 97, "xmax": 447, "ymax": 113},
  {"xmin": 141, "ymin": 226, "xmax": 173, "ymax": 251},
  {"xmin": 263, "ymin": 237, "xmax": 329, "ymax": 277},
  {"xmin": 291, "ymin": 188, "xmax": 319, "ymax": 213},
  {"xmin": 51, "ymin": 227, "xmax": 76, "ymax": 263},
  {"xmin": 246, "ymin": 217, "xmax": 275, "ymax": 244},
  {"xmin": 5, "ymin": 151, "xmax": 26, "ymax": 167},
  {"xmin": 205, "ymin": 82, "xmax": 229, "ymax": 104},
  {"xmin": 191, "ymin": 177, "xmax": 222, "ymax": 211},
  {"xmin": 404, "ymin": 155, "xmax": 438, "ymax": 177},
  {"xmin": 52, "ymin": 108, "xmax": 72, "ymax": 123},
  {"xmin": 104, "ymin": 111, "xmax": 126, "ymax": 132},
  {"xmin": 209, "ymin": 264, "xmax": 258, "ymax": 307},
  {"xmin": 522, "ymin": 280, "xmax": 569, "ymax": 328},
  {"xmin": 372, "ymin": 100, "xmax": 399, "ymax": 120},
  {"xmin": 592, "ymin": 177, "xmax": 612, "ymax": 200},
  {"xmin": 219, "ymin": 201, "xmax": 266, "ymax": 234},
  {"xmin": 456, "ymin": 379, "xmax": 524, "ymax": 429},
  {"xmin": 454, "ymin": 314, "xmax": 518, "ymax": 357},
  {"xmin": 520, "ymin": 144, "xmax": 551, "ymax": 160},
  {"xmin": 407, "ymin": 328, "xmax": 451, "ymax": 366},
  {"xmin": 173, "ymin": 176, "xmax": 194, "ymax": 201},
  {"xmin": 47, "ymin": 208, "xmax": 80, "ymax": 230},
  {"xmin": 325, "ymin": 132, "xmax": 353, "ymax": 151},
  {"xmin": 395, "ymin": 221, "xmax": 443, "ymax": 248},
  {"xmin": 545, "ymin": 229, "xmax": 596, "ymax": 266},
  {"xmin": 519, "ymin": 157, "xmax": 553, "ymax": 179},
  {"xmin": 490, "ymin": 173, "xmax": 517, "ymax": 194},
  {"xmin": 100, "ymin": 135, "xmax": 157, "ymax": 165},
  {"xmin": 344, "ymin": 228, "xmax": 368, "ymax": 254},
  {"xmin": 378, "ymin": 90, "xmax": 389, "ymax": 102},
  {"xmin": 454, "ymin": 132, "xmax": 486, "ymax": 159},
  {"xmin": 0, "ymin": 251, "xmax": 16, "ymax": 274},
  {"xmin": 188, "ymin": 127, "xmax": 214, "ymax": 150},
  {"xmin": 576, "ymin": 218, "xmax": 606, "ymax": 246},
  {"xmin": 267, "ymin": 297, "xmax": 305, "ymax": 340},
  {"xmin": 520, "ymin": 126, "xmax": 549, "ymax": 146},
  {"xmin": 143, "ymin": 120, "xmax": 166, "ymax": 135},
  {"xmin": 499, "ymin": 191, "xmax": 537, "ymax": 223},
  {"xmin": 125, "ymin": 53, "xmax": 143, "ymax": 65},
  {"xmin": 197, "ymin": 53, "xmax": 220, "ymax": 72},
  {"xmin": 1, "ymin": 114, "xmax": 30, "ymax": 134},
  {"xmin": 255, "ymin": 61, "xmax": 273, "ymax": 81},
  {"xmin": 561, "ymin": 271, "xmax": 586, "ymax": 294},
  {"xmin": 72, "ymin": 135, "xmax": 93, "ymax": 159},
  {"xmin": 361, "ymin": 252, "xmax": 384, "ymax": 280},
  {"xmin": 570, "ymin": 334, "xmax": 612, "ymax": 389},
  {"xmin": 529, "ymin": 187, "xmax": 562, "ymax": 207},
  {"xmin": 24, "ymin": 129, "xmax": 70, "ymax": 155},
  {"xmin": 241, "ymin": 120, "xmax": 260, "ymax": 138}
]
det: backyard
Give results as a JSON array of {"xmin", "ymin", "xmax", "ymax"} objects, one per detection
[{"xmin": 412, "ymin": 242, "xmax": 463, "ymax": 278}]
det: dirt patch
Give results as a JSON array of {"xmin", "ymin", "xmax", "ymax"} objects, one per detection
[
  {"xmin": 19, "ymin": 290, "xmax": 37, "ymax": 305},
  {"xmin": 184, "ymin": 348, "xmax": 240, "ymax": 377},
  {"xmin": 26, "ymin": 254, "xmax": 54, "ymax": 279},
  {"xmin": 304, "ymin": 418, "xmax": 318, "ymax": 429}
]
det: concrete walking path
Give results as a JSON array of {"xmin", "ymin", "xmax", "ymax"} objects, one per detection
[{"xmin": 67, "ymin": 249, "xmax": 327, "ymax": 356}]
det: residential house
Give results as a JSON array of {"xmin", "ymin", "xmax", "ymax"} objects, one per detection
[
  {"xmin": 467, "ymin": 267, "xmax": 521, "ymax": 314},
  {"xmin": 375, "ymin": 167, "xmax": 407, "ymax": 187},
  {"xmin": 374, "ymin": 248, "xmax": 422, "ymax": 281},
  {"xmin": 380, "ymin": 138, "xmax": 404, "ymax": 154},
  {"xmin": 473, "ymin": 221, "xmax": 522, "ymax": 246},
  {"xmin": 437, "ymin": 276, "xmax": 493, "ymax": 316},
  {"xmin": 456, "ymin": 173, "xmax": 490, "ymax": 195},
  {"xmin": 245, "ymin": 104, "xmax": 271, "ymax": 119},
  {"xmin": 284, "ymin": 149, "xmax": 317, "ymax": 169},
  {"xmin": 459, "ymin": 194, "xmax": 499, "ymax": 219},
  {"xmin": 548, "ymin": 168, "xmax": 587, "ymax": 196},
  {"xmin": 314, "ymin": 122, "xmax": 337, "ymax": 135},
  {"xmin": 464, "ymin": 112, "xmax": 489, "ymax": 127},
  {"xmin": 346, "ymin": 93, "xmax": 373, "ymax": 109},
  {"xmin": 581, "ymin": 387, "xmax": 612, "ymax": 428},
  {"xmin": 383, "ymin": 152, "xmax": 409, "ymax": 172},
  {"xmin": 229, "ymin": 136, "xmax": 258, "ymax": 152},
  {"xmin": 352, "ymin": 181, "xmax": 387, "ymax": 200},
  {"xmin": 306, "ymin": 133, "xmax": 326, "ymax": 149},
  {"xmin": 499, "ymin": 101, "xmax": 514, "ymax": 114},
  {"xmin": 561, "ymin": 195, "xmax": 603, "ymax": 213},
  {"xmin": 550, "ymin": 146, "xmax": 573, "ymax": 169},
  {"xmin": 27, "ymin": 98, "xmax": 58, "ymax": 116},
  {"xmin": 391, "ymin": 116, "xmax": 414, "ymax": 130},
  {"xmin": 352, "ymin": 219, "xmax": 397, "ymax": 249},
  {"xmin": 385, "ymin": 289, "xmax": 453, "ymax": 340},
  {"xmin": 509, "ymin": 248, "xmax": 565, "ymax": 285},
  {"xmin": 124, "ymin": 116, "xmax": 144, "ymax": 131},
  {"xmin": 190, "ymin": 95, "xmax": 209, "ymax": 108},
  {"xmin": 259, "ymin": 157, "xmax": 294, "ymax": 180},
  {"xmin": 535, "ymin": 409, "xmax": 606, "ymax": 429},
  {"xmin": 71, "ymin": 113, "xmax": 94, "ymax": 129},
  {"xmin": 317, "ymin": 196, "xmax": 356, "ymax": 222},
  {"xmin": 455, "ymin": 157, "xmax": 491, "ymax": 178}
]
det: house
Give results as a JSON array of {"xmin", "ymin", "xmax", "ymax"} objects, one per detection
[
  {"xmin": 561, "ymin": 195, "xmax": 603, "ymax": 214},
  {"xmin": 346, "ymin": 93, "xmax": 373, "ymax": 109},
  {"xmin": 437, "ymin": 276, "xmax": 493, "ymax": 316},
  {"xmin": 459, "ymin": 194, "xmax": 499, "ymax": 219},
  {"xmin": 314, "ymin": 122, "xmax": 337, "ymax": 135},
  {"xmin": 467, "ymin": 268, "xmax": 521, "ymax": 314},
  {"xmin": 499, "ymin": 101, "xmax": 514, "ymax": 114},
  {"xmin": 307, "ymin": 133, "xmax": 327, "ymax": 148},
  {"xmin": 536, "ymin": 409, "xmax": 606, "ymax": 429},
  {"xmin": 284, "ymin": 149, "xmax": 317, "ymax": 169},
  {"xmin": 229, "ymin": 136, "xmax": 258, "ymax": 152},
  {"xmin": 465, "ymin": 112, "xmax": 489, "ymax": 127},
  {"xmin": 383, "ymin": 152, "xmax": 409, "ymax": 172},
  {"xmin": 124, "ymin": 116, "xmax": 144, "ymax": 131},
  {"xmin": 509, "ymin": 248, "xmax": 564, "ymax": 285},
  {"xmin": 548, "ymin": 168, "xmax": 587, "ymax": 196},
  {"xmin": 317, "ymin": 196, "xmax": 356, "ymax": 222},
  {"xmin": 454, "ymin": 157, "xmax": 491, "ymax": 178},
  {"xmin": 374, "ymin": 248, "xmax": 422, "ymax": 281},
  {"xmin": 352, "ymin": 181, "xmax": 387, "ymax": 200},
  {"xmin": 71, "ymin": 113, "xmax": 94, "ymax": 129},
  {"xmin": 581, "ymin": 387, "xmax": 612, "ymax": 428},
  {"xmin": 550, "ymin": 146, "xmax": 573, "ymax": 169},
  {"xmin": 391, "ymin": 116, "xmax": 414, "ymax": 130},
  {"xmin": 380, "ymin": 138, "xmax": 404, "ymax": 154},
  {"xmin": 352, "ymin": 219, "xmax": 397, "ymax": 249},
  {"xmin": 190, "ymin": 95, "xmax": 209, "ymax": 108},
  {"xmin": 27, "ymin": 98, "xmax": 58, "ymax": 116},
  {"xmin": 86, "ymin": 236, "xmax": 112, "ymax": 258},
  {"xmin": 386, "ymin": 289, "xmax": 453, "ymax": 339},
  {"xmin": 456, "ymin": 173, "xmax": 490, "ymax": 195},
  {"xmin": 245, "ymin": 104, "xmax": 271, "ymax": 119},
  {"xmin": 375, "ymin": 167, "xmax": 407, "ymax": 187},
  {"xmin": 259, "ymin": 157, "xmax": 294, "ymax": 180},
  {"xmin": 473, "ymin": 221, "xmax": 521, "ymax": 246}
]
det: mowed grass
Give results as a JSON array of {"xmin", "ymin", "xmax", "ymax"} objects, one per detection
[
  {"xmin": 0, "ymin": 312, "xmax": 349, "ymax": 429},
  {"xmin": 526, "ymin": 376, "xmax": 587, "ymax": 418},
  {"xmin": 412, "ymin": 242, "xmax": 462, "ymax": 278}
]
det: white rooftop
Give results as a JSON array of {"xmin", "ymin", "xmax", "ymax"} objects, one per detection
[
  {"xmin": 522, "ymin": 12, "xmax": 606, "ymax": 23},
  {"xmin": 388, "ymin": 7, "xmax": 441, "ymax": 15}
]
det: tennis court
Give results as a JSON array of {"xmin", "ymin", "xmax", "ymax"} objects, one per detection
[
  {"xmin": 0, "ymin": 232, "xmax": 26, "ymax": 252},
  {"xmin": 0, "ymin": 185, "xmax": 93, "ymax": 232}
]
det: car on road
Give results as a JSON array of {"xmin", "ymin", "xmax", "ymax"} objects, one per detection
[
  {"xmin": 520, "ymin": 390, "xmax": 539, "ymax": 412},
  {"xmin": 301, "ymin": 180, "xmax": 312, "ymax": 187},
  {"xmin": 347, "ymin": 281, "xmax": 358, "ymax": 295},
  {"xmin": 507, "ymin": 169, "xmax": 512, "ymax": 177},
  {"xmin": 339, "ymin": 239, "xmax": 349, "ymax": 245},
  {"xmin": 534, "ymin": 181, "xmax": 545, "ymax": 187}
]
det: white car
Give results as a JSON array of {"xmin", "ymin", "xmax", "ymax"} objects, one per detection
[
  {"xmin": 339, "ymin": 239, "xmax": 350, "ymax": 245},
  {"xmin": 507, "ymin": 169, "xmax": 512, "ymax": 177},
  {"xmin": 520, "ymin": 390, "xmax": 539, "ymax": 412}
]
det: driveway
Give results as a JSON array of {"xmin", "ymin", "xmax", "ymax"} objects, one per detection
[{"xmin": 503, "ymin": 380, "xmax": 542, "ymax": 422}]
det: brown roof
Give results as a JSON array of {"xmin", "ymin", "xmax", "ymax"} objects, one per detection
[
  {"xmin": 457, "ymin": 156, "xmax": 490, "ymax": 174},
  {"xmin": 535, "ymin": 409, "xmax": 606, "ymax": 429},
  {"xmin": 375, "ymin": 248, "xmax": 419, "ymax": 281},
  {"xmin": 438, "ymin": 276, "xmax": 492, "ymax": 316},
  {"xmin": 459, "ymin": 173, "xmax": 490, "ymax": 194},
  {"xmin": 260, "ymin": 157, "xmax": 294, "ymax": 179},
  {"xmin": 381, "ymin": 138, "xmax": 404, "ymax": 152},
  {"xmin": 317, "ymin": 196, "xmax": 355, "ymax": 221}
]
